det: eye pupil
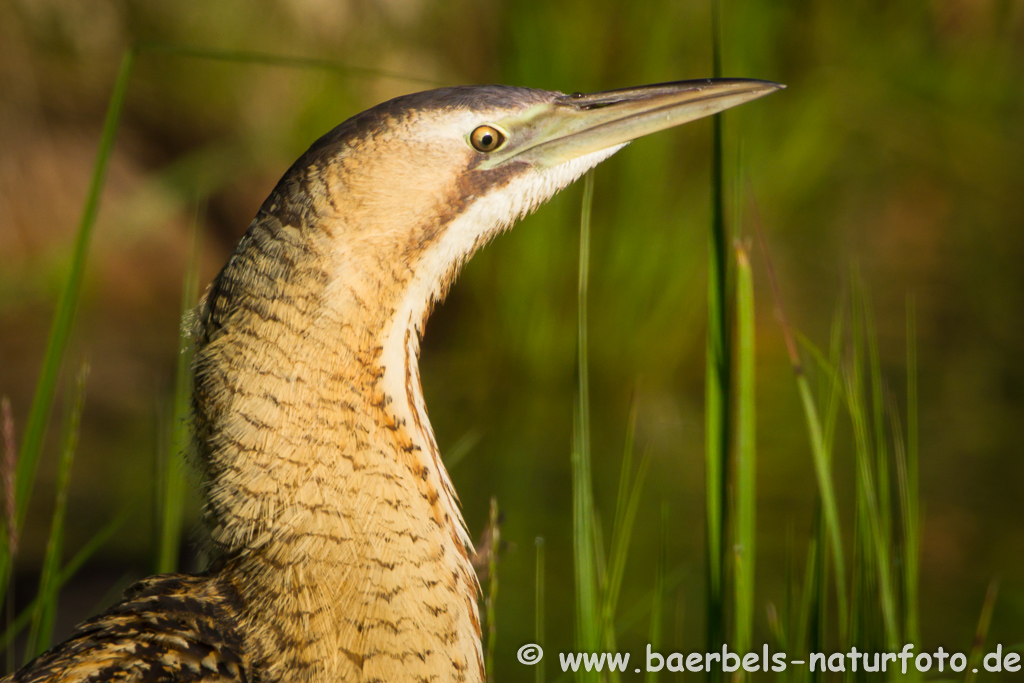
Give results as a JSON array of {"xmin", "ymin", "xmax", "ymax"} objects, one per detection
[{"xmin": 471, "ymin": 125, "xmax": 505, "ymax": 152}]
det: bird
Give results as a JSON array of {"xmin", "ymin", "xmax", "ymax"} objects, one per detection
[{"xmin": 8, "ymin": 78, "xmax": 780, "ymax": 683}]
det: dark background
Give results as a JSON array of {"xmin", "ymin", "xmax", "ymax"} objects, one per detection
[{"xmin": 1, "ymin": 0, "xmax": 1022, "ymax": 676}]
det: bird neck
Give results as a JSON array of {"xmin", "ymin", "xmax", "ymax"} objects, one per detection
[{"xmin": 192, "ymin": 207, "xmax": 483, "ymax": 682}]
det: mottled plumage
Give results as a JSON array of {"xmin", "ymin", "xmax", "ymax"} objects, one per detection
[
  {"xmin": 7, "ymin": 79, "xmax": 778, "ymax": 683},
  {"xmin": 9, "ymin": 573, "xmax": 248, "ymax": 683}
]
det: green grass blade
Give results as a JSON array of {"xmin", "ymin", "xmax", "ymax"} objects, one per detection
[
  {"xmin": 811, "ymin": 517, "xmax": 829, "ymax": 683},
  {"xmin": 796, "ymin": 311, "xmax": 843, "ymax": 661},
  {"xmin": 645, "ymin": 503, "xmax": 668, "ymax": 683},
  {"xmin": 864, "ymin": 296, "xmax": 892, "ymax": 559},
  {"xmin": 0, "ymin": 509, "xmax": 128, "ymax": 653},
  {"xmin": 847, "ymin": 281, "xmax": 898, "ymax": 651},
  {"xmin": 780, "ymin": 523, "xmax": 795, "ymax": 672},
  {"xmin": 889, "ymin": 388, "xmax": 918, "ymax": 679},
  {"xmin": 732, "ymin": 245, "xmax": 756, "ymax": 658},
  {"xmin": 964, "ymin": 581, "xmax": 999, "ymax": 683},
  {"xmin": 13, "ymin": 49, "xmax": 136, "ymax": 544},
  {"xmin": 792, "ymin": 335, "xmax": 848, "ymax": 640},
  {"xmin": 798, "ymin": 302, "xmax": 842, "ymax": 667},
  {"xmin": 705, "ymin": 0, "xmax": 731, "ymax": 668},
  {"xmin": 820, "ymin": 302, "xmax": 846, "ymax": 463},
  {"xmin": 903, "ymin": 298, "xmax": 920, "ymax": 645},
  {"xmin": 848, "ymin": 279, "xmax": 869, "ymax": 661},
  {"xmin": 603, "ymin": 398, "xmax": 650, "ymax": 650},
  {"xmin": 572, "ymin": 172, "xmax": 601, "ymax": 673},
  {"xmin": 767, "ymin": 600, "xmax": 787, "ymax": 656},
  {"xmin": 535, "ymin": 537, "xmax": 545, "ymax": 683},
  {"xmin": 814, "ymin": 309, "xmax": 844, "ymax": 658},
  {"xmin": 603, "ymin": 451, "xmax": 650, "ymax": 648},
  {"xmin": 156, "ymin": 206, "xmax": 203, "ymax": 574},
  {"xmin": 864, "ymin": 289, "xmax": 899, "ymax": 652},
  {"xmin": 24, "ymin": 364, "xmax": 89, "ymax": 661},
  {"xmin": 796, "ymin": 511, "xmax": 828, "ymax": 683},
  {"xmin": 857, "ymin": 430, "xmax": 896, "ymax": 653},
  {"xmin": 781, "ymin": 522, "xmax": 794, "ymax": 649},
  {"xmin": 610, "ymin": 397, "xmax": 639, "ymax": 572}
]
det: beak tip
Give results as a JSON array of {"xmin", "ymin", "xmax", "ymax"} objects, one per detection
[
  {"xmin": 751, "ymin": 80, "xmax": 786, "ymax": 101},
  {"xmin": 757, "ymin": 80, "xmax": 786, "ymax": 94}
]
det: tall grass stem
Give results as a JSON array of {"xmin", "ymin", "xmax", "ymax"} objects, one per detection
[
  {"xmin": 732, "ymin": 245, "xmax": 756, "ymax": 659},
  {"xmin": 156, "ymin": 205, "xmax": 203, "ymax": 573},
  {"xmin": 571, "ymin": 173, "xmax": 601, "ymax": 676},
  {"xmin": 705, "ymin": 0, "xmax": 731, "ymax": 670},
  {"xmin": 13, "ymin": 50, "xmax": 136, "ymax": 540},
  {"xmin": 25, "ymin": 364, "xmax": 89, "ymax": 661}
]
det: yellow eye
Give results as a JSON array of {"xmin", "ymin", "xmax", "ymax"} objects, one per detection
[{"xmin": 470, "ymin": 125, "xmax": 505, "ymax": 153}]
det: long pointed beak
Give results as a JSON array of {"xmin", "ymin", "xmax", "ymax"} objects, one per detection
[{"xmin": 480, "ymin": 79, "xmax": 784, "ymax": 169}]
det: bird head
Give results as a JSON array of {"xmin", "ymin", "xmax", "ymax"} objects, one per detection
[{"xmin": 252, "ymin": 79, "xmax": 782, "ymax": 323}]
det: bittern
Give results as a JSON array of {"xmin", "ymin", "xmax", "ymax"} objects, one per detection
[{"xmin": 10, "ymin": 78, "xmax": 780, "ymax": 683}]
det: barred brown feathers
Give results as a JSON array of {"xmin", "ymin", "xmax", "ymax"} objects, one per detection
[{"xmin": 7, "ymin": 574, "xmax": 248, "ymax": 683}]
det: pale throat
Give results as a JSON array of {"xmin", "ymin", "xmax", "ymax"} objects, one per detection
[
  {"xmin": 372, "ymin": 218, "xmax": 496, "ymax": 551},
  {"xmin": 371, "ymin": 145, "xmax": 627, "ymax": 509}
]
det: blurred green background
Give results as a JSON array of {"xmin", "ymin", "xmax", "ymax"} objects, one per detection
[{"xmin": 1, "ymin": 0, "xmax": 1022, "ymax": 675}]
